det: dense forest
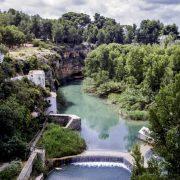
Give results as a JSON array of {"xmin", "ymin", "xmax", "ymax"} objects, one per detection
[
  {"xmin": 0, "ymin": 8, "xmax": 180, "ymax": 180},
  {"xmin": 0, "ymin": 8, "xmax": 179, "ymax": 49}
]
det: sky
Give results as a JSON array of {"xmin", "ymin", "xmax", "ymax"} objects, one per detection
[{"xmin": 0, "ymin": 0, "xmax": 180, "ymax": 27}]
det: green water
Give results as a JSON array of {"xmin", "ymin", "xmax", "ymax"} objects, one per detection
[
  {"xmin": 47, "ymin": 165, "xmax": 131, "ymax": 180},
  {"xmin": 59, "ymin": 80, "xmax": 146, "ymax": 152}
]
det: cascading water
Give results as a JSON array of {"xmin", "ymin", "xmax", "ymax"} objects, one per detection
[
  {"xmin": 47, "ymin": 81, "xmax": 146, "ymax": 180},
  {"xmin": 72, "ymin": 161, "xmax": 131, "ymax": 172}
]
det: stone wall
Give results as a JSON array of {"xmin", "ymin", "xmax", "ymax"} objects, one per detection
[
  {"xmin": 49, "ymin": 114, "xmax": 81, "ymax": 131},
  {"xmin": 17, "ymin": 149, "xmax": 45, "ymax": 180}
]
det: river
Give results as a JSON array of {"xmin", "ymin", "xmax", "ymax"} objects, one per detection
[
  {"xmin": 47, "ymin": 80, "xmax": 146, "ymax": 180},
  {"xmin": 59, "ymin": 80, "xmax": 145, "ymax": 152}
]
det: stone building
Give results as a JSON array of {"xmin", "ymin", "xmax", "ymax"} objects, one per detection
[
  {"xmin": 11, "ymin": 70, "xmax": 57, "ymax": 115},
  {"xmin": 11, "ymin": 70, "xmax": 45, "ymax": 88}
]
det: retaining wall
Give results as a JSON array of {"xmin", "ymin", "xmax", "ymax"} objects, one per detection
[{"xmin": 49, "ymin": 114, "xmax": 81, "ymax": 130}]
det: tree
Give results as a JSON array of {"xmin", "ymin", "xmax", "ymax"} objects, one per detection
[
  {"xmin": 163, "ymin": 24, "xmax": 179, "ymax": 39},
  {"xmin": 149, "ymin": 73, "xmax": 180, "ymax": 178},
  {"xmin": 30, "ymin": 15, "xmax": 42, "ymax": 38},
  {"xmin": 126, "ymin": 47, "xmax": 146, "ymax": 84},
  {"xmin": 62, "ymin": 12, "xmax": 91, "ymax": 27},
  {"xmin": 137, "ymin": 20, "xmax": 163, "ymax": 44},
  {"xmin": 97, "ymin": 29, "xmax": 106, "ymax": 45},
  {"xmin": 124, "ymin": 24, "xmax": 136, "ymax": 44},
  {"xmin": 0, "ymin": 25, "xmax": 25, "ymax": 47},
  {"xmin": 0, "ymin": 97, "xmax": 30, "ymax": 160},
  {"xmin": 131, "ymin": 144, "xmax": 145, "ymax": 179}
]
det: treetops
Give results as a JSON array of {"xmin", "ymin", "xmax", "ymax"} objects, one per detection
[
  {"xmin": 84, "ymin": 43, "xmax": 180, "ymax": 120},
  {"xmin": 0, "ymin": 9, "xmax": 179, "ymax": 47}
]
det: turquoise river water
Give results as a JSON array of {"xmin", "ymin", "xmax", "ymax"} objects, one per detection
[{"xmin": 47, "ymin": 80, "xmax": 146, "ymax": 180}]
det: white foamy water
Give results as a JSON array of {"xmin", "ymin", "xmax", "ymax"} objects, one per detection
[{"xmin": 72, "ymin": 162, "xmax": 131, "ymax": 172}]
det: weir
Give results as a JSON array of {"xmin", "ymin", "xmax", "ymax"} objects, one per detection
[{"xmin": 48, "ymin": 150, "xmax": 133, "ymax": 172}]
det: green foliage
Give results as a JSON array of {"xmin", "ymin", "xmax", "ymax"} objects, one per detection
[
  {"xmin": 131, "ymin": 144, "xmax": 145, "ymax": 179},
  {"xmin": 0, "ymin": 43, "xmax": 8, "ymax": 54},
  {"xmin": 0, "ymin": 161, "xmax": 22, "ymax": 180},
  {"xmin": 128, "ymin": 110, "xmax": 148, "ymax": 121},
  {"xmin": 31, "ymin": 157, "xmax": 46, "ymax": 177},
  {"xmin": 136, "ymin": 20, "xmax": 163, "ymax": 44},
  {"xmin": 96, "ymin": 81, "xmax": 123, "ymax": 97},
  {"xmin": 0, "ymin": 78, "xmax": 49, "ymax": 161},
  {"xmin": 149, "ymin": 73, "xmax": 180, "ymax": 177},
  {"xmin": 84, "ymin": 43, "xmax": 180, "ymax": 121},
  {"xmin": 32, "ymin": 39, "xmax": 49, "ymax": 49},
  {"xmin": 38, "ymin": 123, "xmax": 86, "ymax": 158},
  {"xmin": 131, "ymin": 145, "xmax": 163, "ymax": 180},
  {"xmin": 0, "ymin": 9, "xmax": 179, "ymax": 46},
  {"xmin": 0, "ymin": 25, "xmax": 25, "ymax": 47}
]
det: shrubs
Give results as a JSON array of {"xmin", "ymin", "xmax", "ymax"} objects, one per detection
[
  {"xmin": 0, "ymin": 43, "xmax": 8, "ymax": 54},
  {"xmin": 83, "ymin": 77, "xmax": 96, "ymax": 93},
  {"xmin": 108, "ymin": 88, "xmax": 149, "ymax": 120},
  {"xmin": 31, "ymin": 158, "xmax": 47, "ymax": 177},
  {"xmin": 96, "ymin": 81, "xmax": 124, "ymax": 97},
  {"xmin": 128, "ymin": 110, "xmax": 148, "ymax": 121},
  {"xmin": 32, "ymin": 39, "xmax": 49, "ymax": 49},
  {"xmin": 38, "ymin": 123, "xmax": 86, "ymax": 158},
  {"xmin": 0, "ymin": 161, "xmax": 22, "ymax": 180}
]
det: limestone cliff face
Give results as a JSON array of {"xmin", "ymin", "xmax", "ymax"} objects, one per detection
[
  {"xmin": 9, "ymin": 44, "xmax": 91, "ymax": 90},
  {"xmin": 59, "ymin": 47, "xmax": 89, "ymax": 79}
]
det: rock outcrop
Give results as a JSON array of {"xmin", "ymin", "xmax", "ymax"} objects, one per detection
[{"xmin": 9, "ymin": 44, "xmax": 91, "ymax": 90}]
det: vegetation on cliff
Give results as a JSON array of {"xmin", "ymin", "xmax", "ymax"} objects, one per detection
[
  {"xmin": 84, "ymin": 43, "xmax": 180, "ymax": 120},
  {"xmin": 0, "ymin": 78, "xmax": 49, "ymax": 161},
  {"xmin": 38, "ymin": 123, "xmax": 86, "ymax": 158}
]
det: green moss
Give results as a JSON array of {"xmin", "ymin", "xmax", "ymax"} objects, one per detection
[{"xmin": 38, "ymin": 123, "xmax": 86, "ymax": 158}]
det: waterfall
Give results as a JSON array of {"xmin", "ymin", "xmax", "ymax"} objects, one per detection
[{"xmin": 72, "ymin": 161, "xmax": 131, "ymax": 172}]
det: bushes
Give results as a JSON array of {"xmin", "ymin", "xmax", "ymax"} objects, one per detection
[
  {"xmin": 0, "ymin": 43, "xmax": 8, "ymax": 54},
  {"xmin": 31, "ymin": 158, "xmax": 47, "ymax": 177},
  {"xmin": 128, "ymin": 110, "xmax": 148, "ymax": 121},
  {"xmin": 32, "ymin": 39, "xmax": 49, "ymax": 49},
  {"xmin": 96, "ymin": 81, "xmax": 124, "ymax": 97},
  {"xmin": 0, "ymin": 25, "xmax": 25, "ymax": 47},
  {"xmin": 38, "ymin": 123, "xmax": 86, "ymax": 158},
  {"xmin": 0, "ymin": 161, "xmax": 22, "ymax": 180}
]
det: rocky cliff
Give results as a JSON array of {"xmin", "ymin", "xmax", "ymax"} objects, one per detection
[{"xmin": 8, "ymin": 44, "xmax": 91, "ymax": 90}]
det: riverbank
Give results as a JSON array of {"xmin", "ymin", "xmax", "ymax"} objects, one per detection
[
  {"xmin": 38, "ymin": 123, "xmax": 86, "ymax": 159},
  {"xmin": 59, "ymin": 80, "xmax": 146, "ymax": 152},
  {"xmin": 83, "ymin": 78, "xmax": 149, "ymax": 121}
]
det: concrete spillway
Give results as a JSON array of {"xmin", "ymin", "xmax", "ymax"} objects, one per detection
[{"xmin": 48, "ymin": 150, "xmax": 134, "ymax": 172}]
